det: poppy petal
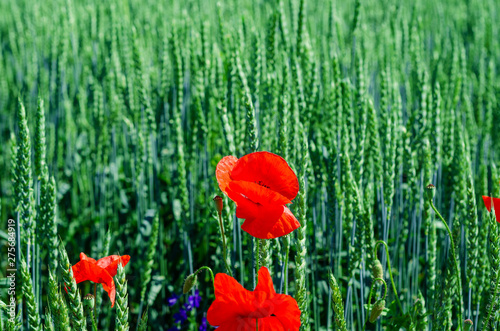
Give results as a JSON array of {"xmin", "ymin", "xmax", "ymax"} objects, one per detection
[
  {"xmin": 213, "ymin": 273, "xmax": 247, "ymax": 298},
  {"xmin": 240, "ymin": 204, "xmax": 285, "ymax": 239},
  {"xmin": 494, "ymin": 198, "xmax": 500, "ymax": 223},
  {"xmin": 258, "ymin": 317, "xmax": 286, "ymax": 331},
  {"xmin": 80, "ymin": 253, "xmax": 97, "ymax": 264},
  {"xmin": 207, "ymin": 274, "xmax": 256, "ymax": 326},
  {"xmin": 227, "ymin": 188, "xmax": 259, "ymax": 220},
  {"xmin": 483, "ymin": 196, "xmax": 500, "ymax": 223},
  {"xmin": 483, "ymin": 196, "xmax": 492, "ymax": 211},
  {"xmin": 214, "ymin": 317, "xmax": 286, "ymax": 331},
  {"xmin": 252, "ymin": 270, "xmax": 301, "ymax": 330},
  {"xmin": 254, "ymin": 267, "xmax": 276, "ymax": 295},
  {"xmin": 267, "ymin": 207, "xmax": 301, "ymax": 239},
  {"xmin": 96, "ymin": 255, "xmax": 131, "ymax": 277},
  {"xmin": 228, "ymin": 181, "xmax": 292, "ymax": 205},
  {"xmin": 267, "ymin": 294, "xmax": 302, "ymax": 330},
  {"xmin": 230, "ymin": 152, "xmax": 299, "ymax": 201},
  {"xmin": 71, "ymin": 260, "xmax": 116, "ymax": 307},
  {"xmin": 206, "ymin": 268, "xmax": 301, "ymax": 331},
  {"xmin": 216, "ymin": 155, "xmax": 238, "ymax": 193},
  {"xmin": 101, "ymin": 282, "xmax": 116, "ymax": 308},
  {"xmin": 214, "ymin": 317, "xmax": 256, "ymax": 331},
  {"xmin": 225, "ymin": 187, "xmax": 285, "ymax": 239}
]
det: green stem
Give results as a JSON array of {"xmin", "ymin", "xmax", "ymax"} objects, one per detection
[
  {"xmin": 90, "ymin": 309, "xmax": 98, "ymax": 331},
  {"xmin": 363, "ymin": 278, "xmax": 387, "ymax": 331},
  {"xmin": 256, "ymin": 239, "xmax": 260, "ymax": 276},
  {"xmin": 373, "ymin": 240, "xmax": 403, "ymax": 314},
  {"xmin": 430, "ymin": 201, "xmax": 463, "ymax": 331},
  {"xmin": 217, "ymin": 212, "xmax": 232, "ymax": 276},
  {"xmin": 93, "ymin": 283, "xmax": 97, "ymax": 312},
  {"xmin": 284, "ymin": 235, "xmax": 290, "ymax": 294},
  {"xmin": 195, "ymin": 266, "xmax": 215, "ymax": 289},
  {"xmin": 84, "ymin": 295, "xmax": 98, "ymax": 331}
]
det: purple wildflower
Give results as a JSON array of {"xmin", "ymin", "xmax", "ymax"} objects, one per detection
[
  {"xmin": 188, "ymin": 289, "xmax": 201, "ymax": 308},
  {"xmin": 199, "ymin": 315, "xmax": 208, "ymax": 331},
  {"xmin": 173, "ymin": 309, "xmax": 188, "ymax": 324},
  {"xmin": 168, "ymin": 293, "xmax": 179, "ymax": 307}
]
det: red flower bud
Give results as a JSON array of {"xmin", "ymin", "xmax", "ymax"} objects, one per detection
[{"xmin": 213, "ymin": 195, "xmax": 223, "ymax": 215}]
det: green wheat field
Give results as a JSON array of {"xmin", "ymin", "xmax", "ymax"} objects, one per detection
[{"xmin": 0, "ymin": 0, "xmax": 499, "ymax": 330}]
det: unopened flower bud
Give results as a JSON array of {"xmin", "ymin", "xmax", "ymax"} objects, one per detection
[
  {"xmin": 369, "ymin": 299, "xmax": 385, "ymax": 323},
  {"xmin": 213, "ymin": 196, "xmax": 223, "ymax": 215},
  {"xmin": 83, "ymin": 293, "xmax": 95, "ymax": 311},
  {"xmin": 371, "ymin": 260, "xmax": 383, "ymax": 283},
  {"xmin": 464, "ymin": 319, "xmax": 473, "ymax": 331},
  {"xmin": 425, "ymin": 184, "xmax": 436, "ymax": 201},
  {"xmin": 183, "ymin": 273, "xmax": 198, "ymax": 294}
]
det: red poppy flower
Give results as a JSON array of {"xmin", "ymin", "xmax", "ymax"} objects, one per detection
[
  {"xmin": 216, "ymin": 151, "xmax": 300, "ymax": 239},
  {"xmin": 207, "ymin": 267, "xmax": 301, "ymax": 330},
  {"xmin": 482, "ymin": 196, "xmax": 500, "ymax": 223},
  {"xmin": 71, "ymin": 253, "xmax": 130, "ymax": 307}
]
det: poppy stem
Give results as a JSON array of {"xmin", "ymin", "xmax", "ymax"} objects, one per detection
[
  {"xmin": 84, "ymin": 293, "xmax": 98, "ymax": 331},
  {"xmin": 93, "ymin": 283, "xmax": 97, "ymax": 312},
  {"xmin": 373, "ymin": 240, "xmax": 403, "ymax": 315},
  {"xmin": 284, "ymin": 235, "xmax": 290, "ymax": 294},
  {"xmin": 429, "ymin": 200, "xmax": 463, "ymax": 331},
  {"xmin": 217, "ymin": 210, "xmax": 232, "ymax": 276},
  {"xmin": 89, "ymin": 309, "xmax": 98, "ymax": 331},
  {"xmin": 256, "ymin": 318, "xmax": 258, "ymax": 331},
  {"xmin": 363, "ymin": 278, "xmax": 386, "ymax": 331},
  {"xmin": 256, "ymin": 239, "xmax": 260, "ymax": 276},
  {"xmin": 195, "ymin": 266, "xmax": 215, "ymax": 290}
]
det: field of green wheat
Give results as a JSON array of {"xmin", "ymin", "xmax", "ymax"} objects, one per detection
[{"xmin": 0, "ymin": 0, "xmax": 499, "ymax": 330}]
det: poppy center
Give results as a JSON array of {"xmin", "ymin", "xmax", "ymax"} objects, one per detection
[{"xmin": 255, "ymin": 180, "xmax": 270, "ymax": 189}]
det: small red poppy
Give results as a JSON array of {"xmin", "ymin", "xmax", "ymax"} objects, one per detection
[
  {"xmin": 482, "ymin": 196, "xmax": 500, "ymax": 223},
  {"xmin": 72, "ymin": 253, "xmax": 130, "ymax": 307},
  {"xmin": 216, "ymin": 151, "xmax": 300, "ymax": 239},
  {"xmin": 207, "ymin": 266, "xmax": 301, "ymax": 330}
]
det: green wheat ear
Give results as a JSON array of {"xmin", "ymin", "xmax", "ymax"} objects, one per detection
[
  {"xmin": 328, "ymin": 270, "xmax": 347, "ymax": 331},
  {"xmin": 34, "ymin": 97, "xmax": 46, "ymax": 181},
  {"xmin": 43, "ymin": 309, "xmax": 54, "ymax": 331},
  {"xmin": 20, "ymin": 254, "xmax": 40, "ymax": 330},
  {"xmin": 482, "ymin": 212, "xmax": 500, "ymax": 329},
  {"xmin": 139, "ymin": 213, "xmax": 159, "ymax": 313},
  {"xmin": 58, "ymin": 242, "xmax": 86, "ymax": 331},
  {"xmin": 295, "ymin": 124, "xmax": 309, "ymax": 330},
  {"xmin": 16, "ymin": 99, "xmax": 35, "ymax": 247},
  {"xmin": 9, "ymin": 133, "xmax": 18, "ymax": 211},
  {"xmin": 115, "ymin": 263, "xmax": 130, "ymax": 331},
  {"xmin": 47, "ymin": 269, "xmax": 70, "ymax": 331},
  {"xmin": 466, "ymin": 173, "xmax": 479, "ymax": 287},
  {"xmin": 95, "ymin": 227, "xmax": 112, "ymax": 317},
  {"xmin": 414, "ymin": 291, "xmax": 428, "ymax": 330},
  {"xmin": 137, "ymin": 307, "xmax": 149, "ymax": 331}
]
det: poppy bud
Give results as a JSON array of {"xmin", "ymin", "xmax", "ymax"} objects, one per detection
[
  {"xmin": 425, "ymin": 184, "xmax": 435, "ymax": 201},
  {"xmin": 371, "ymin": 259, "xmax": 383, "ymax": 283},
  {"xmin": 183, "ymin": 273, "xmax": 198, "ymax": 294},
  {"xmin": 83, "ymin": 294, "xmax": 95, "ymax": 311},
  {"xmin": 464, "ymin": 319, "xmax": 473, "ymax": 331},
  {"xmin": 213, "ymin": 196, "xmax": 223, "ymax": 215},
  {"xmin": 369, "ymin": 299, "xmax": 385, "ymax": 323}
]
